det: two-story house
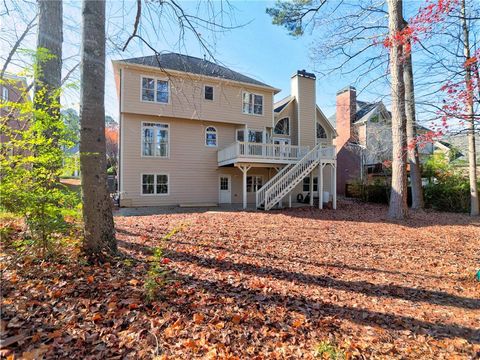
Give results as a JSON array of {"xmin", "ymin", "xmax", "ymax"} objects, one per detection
[
  {"xmin": 330, "ymin": 86, "xmax": 459, "ymax": 194},
  {"xmin": 113, "ymin": 53, "xmax": 336, "ymax": 210}
]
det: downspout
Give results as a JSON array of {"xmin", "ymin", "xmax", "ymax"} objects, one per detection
[{"xmin": 118, "ymin": 67, "xmax": 123, "ymax": 202}]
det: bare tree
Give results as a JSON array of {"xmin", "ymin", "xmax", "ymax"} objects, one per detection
[
  {"xmin": 403, "ymin": 35, "xmax": 424, "ymax": 210},
  {"xmin": 460, "ymin": 0, "xmax": 479, "ymax": 216},
  {"xmin": 386, "ymin": 0, "xmax": 408, "ymax": 219},
  {"xmin": 34, "ymin": 0, "xmax": 63, "ymax": 119},
  {"xmin": 80, "ymin": 0, "xmax": 117, "ymax": 259}
]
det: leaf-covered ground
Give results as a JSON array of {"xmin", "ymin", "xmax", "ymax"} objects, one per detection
[{"xmin": 1, "ymin": 201, "xmax": 480, "ymax": 359}]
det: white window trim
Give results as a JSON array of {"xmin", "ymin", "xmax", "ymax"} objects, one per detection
[
  {"xmin": 140, "ymin": 173, "xmax": 170, "ymax": 196},
  {"xmin": 203, "ymin": 84, "xmax": 214, "ymax": 101},
  {"xmin": 140, "ymin": 121, "xmax": 170, "ymax": 158},
  {"xmin": 274, "ymin": 117, "xmax": 290, "ymax": 136},
  {"xmin": 247, "ymin": 128, "xmax": 266, "ymax": 143},
  {"xmin": 205, "ymin": 125, "xmax": 218, "ymax": 147},
  {"xmin": 303, "ymin": 176, "xmax": 318, "ymax": 193},
  {"xmin": 246, "ymin": 175, "xmax": 263, "ymax": 193},
  {"xmin": 242, "ymin": 91, "xmax": 264, "ymax": 116},
  {"xmin": 273, "ymin": 137, "xmax": 291, "ymax": 144},
  {"xmin": 140, "ymin": 75, "xmax": 170, "ymax": 104},
  {"xmin": 236, "ymin": 128, "xmax": 245, "ymax": 142}
]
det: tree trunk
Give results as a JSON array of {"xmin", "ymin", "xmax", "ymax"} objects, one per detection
[
  {"xmin": 461, "ymin": 0, "xmax": 479, "ymax": 216},
  {"xmin": 34, "ymin": 0, "xmax": 62, "ymax": 117},
  {"xmin": 387, "ymin": 0, "xmax": 408, "ymax": 220},
  {"xmin": 403, "ymin": 35, "xmax": 424, "ymax": 209},
  {"xmin": 80, "ymin": 0, "xmax": 117, "ymax": 259}
]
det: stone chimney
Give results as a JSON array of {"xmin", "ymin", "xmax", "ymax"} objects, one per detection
[
  {"xmin": 334, "ymin": 86, "xmax": 356, "ymax": 151},
  {"xmin": 291, "ymin": 70, "xmax": 316, "ymax": 147}
]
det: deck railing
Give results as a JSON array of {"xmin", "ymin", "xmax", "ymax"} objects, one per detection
[{"xmin": 218, "ymin": 141, "xmax": 311, "ymax": 164}]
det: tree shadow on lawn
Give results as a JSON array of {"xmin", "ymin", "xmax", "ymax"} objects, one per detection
[
  {"xmin": 168, "ymin": 238, "xmax": 447, "ymax": 281},
  {"xmin": 167, "ymin": 250, "xmax": 480, "ymax": 311},
  {"xmin": 173, "ymin": 273, "xmax": 480, "ymax": 344},
  {"xmin": 280, "ymin": 201, "xmax": 480, "ymax": 228}
]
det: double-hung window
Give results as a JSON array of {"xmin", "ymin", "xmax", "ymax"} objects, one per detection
[
  {"xmin": 142, "ymin": 122, "xmax": 169, "ymax": 157},
  {"xmin": 142, "ymin": 174, "xmax": 169, "ymax": 195},
  {"xmin": 242, "ymin": 92, "xmax": 263, "ymax": 115},
  {"xmin": 142, "ymin": 77, "xmax": 169, "ymax": 103},
  {"xmin": 247, "ymin": 175, "xmax": 263, "ymax": 193},
  {"xmin": 236, "ymin": 129, "xmax": 264, "ymax": 144}
]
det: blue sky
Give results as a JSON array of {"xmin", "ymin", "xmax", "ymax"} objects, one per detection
[
  {"xmin": 102, "ymin": 0, "xmax": 386, "ymax": 119},
  {"xmin": 3, "ymin": 0, "xmax": 475, "ymax": 127}
]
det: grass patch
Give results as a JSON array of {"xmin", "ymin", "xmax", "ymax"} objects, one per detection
[{"xmin": 313, "ymin": 340, "xmax": 346, "ymax": 360}]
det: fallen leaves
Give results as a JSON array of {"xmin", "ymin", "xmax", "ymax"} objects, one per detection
[
  {"xmin": 1, "ymin": 200, "xmax": 479, "ymax": 358},
  {"xmin": 193, "ymin": 313, "xmax": 205, "ymax": 324}
]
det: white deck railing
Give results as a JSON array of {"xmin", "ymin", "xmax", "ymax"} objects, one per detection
[{"xmin": 218, "ymin": 141, "xmax": 310, "ymax": 165}]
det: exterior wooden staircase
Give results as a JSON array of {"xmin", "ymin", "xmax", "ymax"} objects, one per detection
[{"xmin": 256, "ymin": 144, "xmax": 326, "ymax": 210}]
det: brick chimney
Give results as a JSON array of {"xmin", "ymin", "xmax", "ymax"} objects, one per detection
[{"xmin": 334, "ymin": 86, "xmax": 356, "ymax": 151}]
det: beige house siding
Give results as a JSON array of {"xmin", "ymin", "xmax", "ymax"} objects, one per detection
[
  {"xmin": 120, "ymin": 114, "xmax": 238, "ymax": 206},
  {"xmin": 292, "ymin": 76, "xmax": 316, "ymax": 148},
  {"xmin": 118, "ymin": 65, "xmax": 274, "ymax": 129},
  {"xmin": 117, "ymin": 64, "xmax": 337, "ymax": 208}
]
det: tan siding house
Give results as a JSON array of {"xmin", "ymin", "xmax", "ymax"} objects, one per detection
[{"xmin": 113, "ymin": 53, "xmax": 337, "ymax": 210}]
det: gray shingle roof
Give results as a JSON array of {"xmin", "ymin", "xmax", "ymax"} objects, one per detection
[
  {"xmin": 274, "ymin": 96, "xmax": 293, "ymax": 113},
  {"xmin": 119, "ymin": 53, "xmax": 274, "ymax": 89},
  {"xmin": 328, "ymin": 100, "xmax": 382, "ymax": 127}
]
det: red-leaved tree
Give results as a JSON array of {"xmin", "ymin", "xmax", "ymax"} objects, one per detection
[{"xmin": 105, "ymin": 125, "xmax": 118, "ymax": 173}]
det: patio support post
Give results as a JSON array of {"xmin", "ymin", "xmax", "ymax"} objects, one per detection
[
  {"xmin": 319, "ymin": 163, "xmax": 323, "ymax": 209},
  {"xmin": 239, "ymin": 165, "xmax": 251, "ymax": 210},
  {"xmin": 289, "ymin": 193, "xmax": 292, "ymax": 208},
  {"xmin": 276, "ymin": 167, "xmax": 283, "ymax": 208},
  {"xmin": 309, "ymin": 171, "xmax": 314, "ymax": 206}
]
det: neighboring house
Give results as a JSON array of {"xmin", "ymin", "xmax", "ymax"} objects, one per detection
[
  {"xmin": 329, "ymin": 86, "xmax": 392, "ymax": 194},
  {"xmin": 113, "ymin": 53, "xmax": 337, "ymax": 209},
  {"xmin": 329, "ymin": 86, "xmax": 459, "ymax": 193},
  {"xmin": 0, "ymin": 74, "xmax": 30, "ymax": 156}
]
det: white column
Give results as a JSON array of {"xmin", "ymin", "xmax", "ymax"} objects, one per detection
[
  {"xmin": 276, "ymin": 167, "xmax": 283, "ymax": 208},
  {"xmin": 309, "ymin": 171, "xmax": 314, "ymax": 206},
  {"xmin": 319, "ymin": 163, "xmax": 323, "ymax": 209},
  {"xmin": 332, "ymin": 163, "xmax": 337, "ymax": 210},
  {"xmin": 239, "ymin": 165, "xmax": 251, "ymax": 210},
  {"xmin": 288, "ymin": 193, "xmax": 292, "ymax": 208}
]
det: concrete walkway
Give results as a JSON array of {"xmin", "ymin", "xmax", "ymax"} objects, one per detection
[
  {"xmin": 113, "ymin": 202, "xmax": 312, "ymax": 217},
  {"xmin": 114, "ymin": 203, "xmax": 258, "ymax": 217}
]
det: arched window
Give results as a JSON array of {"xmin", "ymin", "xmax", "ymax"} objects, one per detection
[
  {"xmin": 316, "ymin": 123, "xmax": 327, "ymax": 139},
  {"xmin": 274, "ymin": 117, "xmax": 290, "ymax": 136},
  {"xmin": 205, "ymin": 126, "xmax": 217, "ymax": 147}
]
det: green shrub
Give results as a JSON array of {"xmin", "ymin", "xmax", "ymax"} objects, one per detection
[
  {"xmin": 423, "ymin": 152, "xmax": 476, "ymax": 213},
  {"xmin": 144, "ymin": 224, "xmax": 185, "ymax": 301},
  {"xmin": 0, "ymin": 76, "xmax": 80, "ymax": 257},
  {"xmin": 424, "ymin": 174, "xmax": 471, "ymax": 213}
]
